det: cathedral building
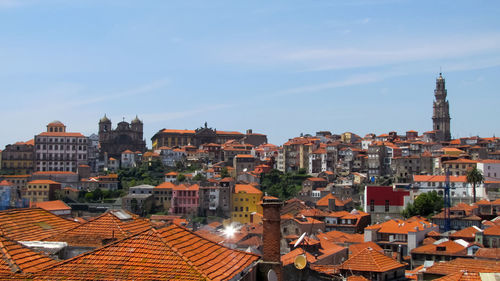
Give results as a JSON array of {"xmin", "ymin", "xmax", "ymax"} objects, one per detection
[
  {"xmin": 98, "ymin": 115, "xmax": 147, "ymax": 159},
  {"xmin": 151, "ymin": 123, "xmax": 267, "ymax": 149},
  {"xmin": 432, "ymin": 73, "xmax": 451, "ymax": 142}
]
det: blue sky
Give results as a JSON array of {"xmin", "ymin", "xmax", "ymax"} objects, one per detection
[{"xmin": 1, "ymin": 0, "xmax": 499, "ymax": 147}]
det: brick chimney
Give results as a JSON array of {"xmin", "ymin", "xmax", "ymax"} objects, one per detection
[{"xmin": 259, "ymin": 196, "xmax": 282, "ymax": 281}]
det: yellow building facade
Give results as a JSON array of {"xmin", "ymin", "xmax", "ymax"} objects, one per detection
[
  {"xmin": 25, "ymin": 180, "xmax": 61, "ymax": 203},
  {"xmin": 231, "ymin": 184, "xmax": 263, "ymax": 224}
]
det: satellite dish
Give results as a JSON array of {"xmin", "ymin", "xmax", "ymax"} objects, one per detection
[
  {"xmin": 243, "ymin": 168, "xmax": 248, "ymax": 172},
  {"xmin": 294, "ymin": 232, "xmax": 307, "ymax": 248},
  {"xmin": 267, "ymin": 269, "xmax": 277, "ymax": 281},
  {"xmin": 294, "ymin": 254, "xmax": 307, "ymax": 270}
]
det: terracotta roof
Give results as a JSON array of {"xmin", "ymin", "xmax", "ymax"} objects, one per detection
[
  {"xmin": 449, "ymin": 226, "xmax": 482, "ymax": 239},
  {"xmin": 411, "ymin": 240, "xmax": 467, "ymax": 255},
  {"xmin": 339, "ymin": 247, "xmax": 405, "ymax": 272},
  {"xmin": 0, "ymin": 180, "xmax": 13, "ymax": 186},
  {"xmin": 425, "ymin": 258, "xmax": 500, "ymax": 276},
  {"xmin": 317, "ymin": 231, "xmax": 364, "ymax": 244},
  {"xmin": 347, "ymin": 276, "xmax": 370, "ymax": 281},
  {"xmin": 423, "ymin": 237, "xmax": 437, "ymax": 245},
  {"xmin": 433, "ymin": 271, "xmax": 484, "ymax": 281},
  {"xmin": 33, "ymin": 228, "xmax": 209, "ymax": 280},
  {"xmin": 442, "ymin": 159, "xmax": 478, "ymax": 164},
  {"xmin": 365, "ymin": 217, "xmax": 435, "ymax": 234},
  {"xmin": 0, "ymin": 208, "xmax": 78, "ymax": 241},
  {"xmin": 0, "ymin": 232, "xmax": 58, "ymax": 276},
  {"xmin": 413, "ymin": 175, "xmax": 467, "ymax": 182},
  {"xmin": 309, "ymin": 264, "xmax": 340, "ymax": 276},
  {"xmin": 161, "ymin": 129, "xmax": 196, "ymax": 134},
  {"xmin": 27, "ymin": 180, "xmax": 60, "ymax": 185},
  {"xmin": 349, "ymin": 242, "xmax": 383, "ymax": 256},
  {"xmin": 474, "ymin": 248, "xmax": 500, "ymax": 259},
  {"xmin": 157, "ymin": 224, "xmax": 259, "ymax": 280},
  {"xmin": 38, "ymin": 132, "xmax": 84, "ymax": 137},
  {"xmin": 193, "ymin": 229, "xmax": 225, "ymax": 244},
  {"xmin": 31, "ymin": 200, "xmax": 71, "ymax": 211},
  {"xmin": 306, "ymin": 177, "xmax": 327, "ymax": 182},
  {"xmin": 281, "ymin": 247, "xmax": 316, "ymax": 266},
  {"xmin": 237, "ymin": 236, "xmax": 262, "ymax": 248},
  {"xmin": 316, "ymin": 193, "xmax": 350, "ymax": 207},
  {"xmin": 155, "ymin": 182, "xmax": 176, "ymax": 189},
  {"xmin": 43, "ymin": 210, "xmax": 152, "ymax": 247},
  {"xmin": 483, "ymin": 225, "xmax": 500, "ymax": 236},
  {"xmin": 234, "ymin": 184, "xmax": 262, "ymax": 194}
]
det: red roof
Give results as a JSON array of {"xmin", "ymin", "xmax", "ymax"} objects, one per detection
[
  {"xmin": 31, "ymin": 200, "xmax": 71, "ymax": 211},
  {"xmin": 235, "ymin": 184, "xmax": 262, "ymax": 194},
  {"xmin": 38, "ymin": 132, "xmax": 84, "ymax": 137},
  {"xmin": 365, "ymin": 186, "xmax": 409, "ymax": 207},
  {"xmin": 339, "ymin": 247, "xmax": 405, "ymax": 272}
]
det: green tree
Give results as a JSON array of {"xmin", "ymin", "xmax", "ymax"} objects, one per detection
[
  {"xmin": 466, "ymin": 166, "xmax": 484, "ymax": 203},
  {"xmin": 177, "ymin": 173, "xmax": 186, "ymax": 182},
  {"xmin": 402, "ymin": 191, "xmax": 443, "ymax": 218},
  {"xmin": 220, "ymin": 167, "xmax": 229, "ymax": 178},
  {"xmin": 193, "ymin": 173, "xmax": 207, "ymax": 182},
  {"xmin": 260, "ymin": 169, "xmax": 310, "ymax": 200}
]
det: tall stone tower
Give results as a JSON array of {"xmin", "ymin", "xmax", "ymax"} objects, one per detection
[{"xmin": 432, "ymin": 73, "xmax": 451, "ymax": 141}]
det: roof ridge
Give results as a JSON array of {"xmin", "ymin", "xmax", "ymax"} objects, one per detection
[
  {"xmin": 169, "ymin": 223, "xmax": 260, "ymax": 257},
  {"xmin": 0, "ymin": 236, "xmax": 21, "ymax": 273},
  {"xmin": 149, "ymin": 227, "xmax": 212, "ymax": 281},
  {"xmin": 36, "ymin": 227, "xmax": 156, "ymax": 272}
]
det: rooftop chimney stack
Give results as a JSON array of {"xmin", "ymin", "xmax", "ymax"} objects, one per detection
[{"xmin": 259, "ymin": 196, "xmax": 283, "ymax": 281}]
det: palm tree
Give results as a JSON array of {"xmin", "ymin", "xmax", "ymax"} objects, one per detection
[{"xmin": 466, "ymin": 166, "xmax": 484, "ymax": 203}]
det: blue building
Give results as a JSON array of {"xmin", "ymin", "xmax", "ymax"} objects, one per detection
[{"xmin": 0, "ymin": 180, "xmax": 13, "ymax": 210}]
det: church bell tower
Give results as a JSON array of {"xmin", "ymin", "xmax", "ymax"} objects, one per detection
[{"xmin": 432, "ymin": 73, "xmax": 451, "ymax": 141}]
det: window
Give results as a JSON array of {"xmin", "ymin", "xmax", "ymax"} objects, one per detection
[
  {"xmin": 385, "ymin": 200, "xmax": 390, "ymax": 212},
  {"xmin": 370, "ymin": 200, "xmax": 375, "ymax": 212}
]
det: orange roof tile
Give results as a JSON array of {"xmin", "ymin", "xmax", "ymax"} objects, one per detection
[
  {"xmin": 38, "ymin": 132, "xmax": 84, "ymax": 137},
  {"xmin": 413, "ymin": 175, "xmax": 466, "ymax": 182},
  {"xmin": 425, "ymin": 258, "xmax": 500, "ymax": 276},
  {"xmin": 433, "ymin": 271, "xmax": 483, "ymax": 281},
  {"xmin": 0, "ymin": 180, "xmax": 13, "ymax": 186},
  {"xmin": 0, "ymin": 233, "xmax": 58, "ymax": 276},
  {"xmin": 235, "ymin": 184, "xmax": 262, "ymax": 194},
  {"xmin": 161, "ymin": 129, "xmax": 196, "ymax": 134},
  {"xmin": 474, "ymin": 248, "xmax": 500, "ymax": 259},
  {"xmin": 33, "ymin": 228, "xmax": 210, "ymax": 280},
  {"xmin": 27, "ymin": 180, "xmax": 60, "ymax": 185},
  {"xmin": 365, "ymin": 217, "xmax": 435, "ymax": 235},
  {"xmin": 155, "ymin": 182, "xmax": 176, "ymax": 189},
  {"xmin": 483, "ymin": 225, "xmax": 500, "ymax": 236},
  {"xmin": 411, "ymin": 240, "xmax": 467, "ymax": 255},
  {"xmin": 340, "ymin": 247, "xmax": 405, "ymax": 272},
  {"xmin": 316, "ymin": 193, "xmax": 350, "ymax": 207},
  {"xmin": 317, "ymin": 231, "xmax": 364, "ymax": 244},
  {"xmin": 442, "ymin": 158, "xmax": 478, "ymax": 164},
  {"xmin": 157, "ymin": 224, "xmax": 260, "ymax": 280},
  {"xmin": 449, "ymin": 226, "xmax": 482, "ymax": 239},
  {"xmin": 347, "ymin": 276, "xmax": 370, "ymax": 281},
  {"xmin": 0, "ymin": 208, "xmax": 79, "ymax": 241},
  {"xmin": 281, "ymin": 247, "xmax": 316, "ymax": 266},
  {"xmin": 43, "ymin": 210, "xmax": 152, "ymax": 247},
  {"xmin": 349, "ymin": 241, "xmax": 383, "ymax": 256},
  {"xmin": 31, "ymin": 200, "xmax": 71, "ymax": 211}
]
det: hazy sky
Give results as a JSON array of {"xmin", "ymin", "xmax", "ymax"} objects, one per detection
[{"xmin": 1, "ymin": 0, "xmax": 499, "ymax": 147}]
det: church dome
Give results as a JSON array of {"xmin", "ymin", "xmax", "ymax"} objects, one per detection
[
  {"xmin": 48, "ymin": 120, "xmax": 65, "ymax": 127},
  {"xmin": 131, "ymin": 115, "xmax": 142, "ymax": 124},
  {"xmin": 100, "ymin": 114, "xmax": 111, "ymax": 123}
]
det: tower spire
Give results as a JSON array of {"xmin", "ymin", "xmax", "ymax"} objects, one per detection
[{"xmin": 432, "ymin": 73, "xmax": 451, "ymax": 142}]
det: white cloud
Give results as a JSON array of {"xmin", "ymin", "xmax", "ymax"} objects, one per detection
[
  {"xmin": 275, "ymin": 71, "xmax": 402, "ymax": 96},
  {"xmin": 218, "ymin": 33, "xmax": 500, "ymax": 72}
]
